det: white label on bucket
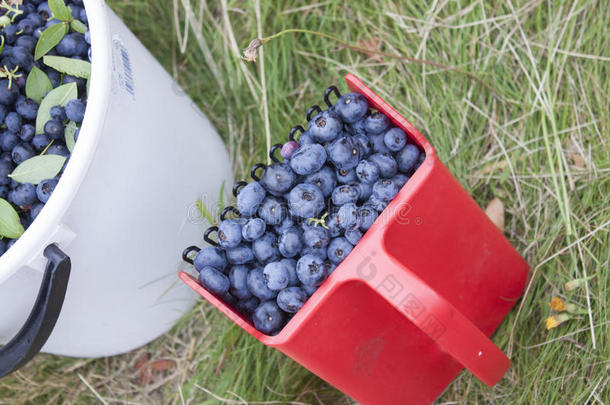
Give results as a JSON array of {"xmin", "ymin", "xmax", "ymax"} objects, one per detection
[{"xmin": 111, "ymin": 35, "xmax": 135, "ymax": 99}]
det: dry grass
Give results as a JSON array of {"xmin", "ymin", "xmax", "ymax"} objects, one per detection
[{"xmin": 1, "ymin": 0, "xmax": 609, "ymax": 403}]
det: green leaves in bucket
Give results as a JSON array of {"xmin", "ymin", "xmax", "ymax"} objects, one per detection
[
  {"xmin": 43, "ymin": 55, "xmax": 91, "ymax": 79},
  {"xmin": 71, "ymin": 19, "xmax": 88, "ymax": 34},
  {"xmin": 0, "ymin": 198, "xmax": 24, "ymax": 239},
  {"xmin": 64, "ymin": 121, "xmax": 78, "ymax": 153},
  {"xmin": 49, "ymin": 0, "xmax": 73, "ymax": 21},
  {"xmin": 9, "ymin": 155, "xmax": 67, "ymax": 185},
  {"xmin": 36, "ymin": 82, "xmax": 78, "ymax": 134},
  {"xmin": 34, "ymin": 22, "xmax": 69, "ymax": 60},
  {"xmin": 25, "ymin": 67, "xmax": 53, "ymax": 103}
]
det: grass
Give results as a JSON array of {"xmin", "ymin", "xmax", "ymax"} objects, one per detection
[{"xmin": 1, "ymin": 0, "xmax": 609, "ymax": 403}]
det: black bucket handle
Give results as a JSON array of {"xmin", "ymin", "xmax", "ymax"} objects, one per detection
[
  {"xmin": 220, "ymin": 206, "xmax": 241, "ymax": 221},
  {"xmin": 288, "ymin": 125, "xmax": 306, "ymax": 143},
  {"xmin": 182, "ymin": 245, "xmax": 201, "ymax": 265},
  {"xmin": 324, "ymin": 86, "xmax": 341, "ymax": 108},
  {"xmin": 204, "ymin": 226, "xmax": 220, "ymax": 247},
  {"xmin": 232, "ymin": 181, "xmax": 248, "ymax": 197},
  {"xmin": 306, "ymin": 105, "xmax": 322, "ymax": 121},
  {"xmin": 0, "ymin": 244, "xmax": 71, "ymax": 378},
  {"xmin": 250, "ymin": 163, "xmax": 266, "ymax": 182},
  {"xmin": 269, "ymin": 144, "xmax": 283, "ymax": 163}
]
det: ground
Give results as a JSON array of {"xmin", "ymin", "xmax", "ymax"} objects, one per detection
[{"xmin": 0, "ymin": 0, "xmax": 608, "ymax": 403}]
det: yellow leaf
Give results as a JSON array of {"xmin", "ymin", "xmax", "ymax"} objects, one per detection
[{"xmin": 485, "ymin": 197, "xmax": 504, "ymax": 232}]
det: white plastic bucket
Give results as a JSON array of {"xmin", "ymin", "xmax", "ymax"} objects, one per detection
[{"xmin": 0, "ymin": 0, "xmax": 232, "ymax": 359}]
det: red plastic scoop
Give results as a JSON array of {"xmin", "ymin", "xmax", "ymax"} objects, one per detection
[{"xmin": 179, "ymin": 74, "xmax": 529, "ymax": 404}]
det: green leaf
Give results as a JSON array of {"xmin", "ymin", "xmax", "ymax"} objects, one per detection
[
  {"xmin": 36, "ymin": 82, "xmax": 77, "ymax": 134},
  {"xmin": 35, "ymin": 22, "xmax": 69, "ymax": 60},
  {"xmin": 25, "ymin": 66, "xmax": 53, "ymax": 103},
  {"xmin": 70, "ymin": 19, "xmax": 87, "ymax": 34},
  {"xmin": 0, "ymin": 198, "xmax": 24, "ymax": 239},
  {"xmin": 9, "ymin": 155, "xmax": 66, "ymax": 185},
  {"xmin": 64, "ymin": 121, "xmax": 78, "ymax": 152},
  {"xmin": 49, "ymin": 0, "xmax": 73, "ymax": 21},
  {"xmin": 43, "ymin": 55, "xmax": 91, "ymax": 79}
]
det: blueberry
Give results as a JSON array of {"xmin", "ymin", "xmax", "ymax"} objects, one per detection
[
  {"xmin": 308, "ymin": 110, "xmax": 342, "ymax": 142},
  {"xmin": 302, "ymin": 245, "xmax": 328, "ymax": 260},
  {"xmin": 0, "ymin": 105, "xmax": 6, "ymax": 123},
  {"xmin": 373, "ymin": 178, "xmax": 399, "ymax": 201},
  {"xmin": 193, "ymin": 246, "xmax": 227, "ymax": 272},
  {"xmin": 0, "ymin": 239, "xmax": 6, "ymax": 255},
  {"xmin": 247, "ymin": 267, "xmax": 278, "ymax": 300},
  {"xmin": 327, "ymin": 136, "xmax": 360, "ymax": 170},
  {"xmin": 44, "ymin": 119, "xmax": 64, "ymax": 140},
  {"xmin": 18, "ymin": 124, "xmax": 35, "ymax": 142},
  {"xmin": 16, "ymin": 35, "xmax": 38, "ymax": 52},
  {"xmin": 345, "ymin": 228, "xmax": 363, "ymax": 245},
  {"xmin": 277, "ymin": 286, "xmax": 308, "ymax": 313},
  {"xmin": 37, "ymin": 2, "xmax": 52, "ymax": 19},
  {"xmin": 364, "ymin": 111, "xmax": 390, "ymax": 134},
  {"xmin": 354, "ymin": 134, "xmax": 371, "ymax": 158},
  {"xmin": 337, "ymin": 203, "xmax": 361, "ymax": 231},
  {"xmin": 0, "ymin": 160, "xmax": 13, "ymax": 185},
  {"xmin": 359, "ymin": 205, "xmax": 378, "ymax": 231},
  {"xmin": 347, "ymin": 118, "xmax": 368, "ymax": 137},
  {"xmin": 274, "ymin": 215, "xmax": 295, "ymax": 233},
  {"xmin": 8, "ymin": 182, "xmax": 36, "ymax": 206},
  {"xmin": 335, "ymin": 92, "xmax": 369, "ymax": 123},
  {"xmin": 367, "ymin": 195, "xmax": 389, "ymax": 212},
  {"xmin": 415, "ymin": 151, "xmax": 425, "ymax": 170},
  {"xmin": 331, "ymin": 184, "xmax": 359, "ymax": 205},
  {"xmin": 65, "ymin": 98, "xmax": 86, "ymax": 122},
  {"xmin": 325, "ymin": 261, "xmax": 337, "ymax": 276},
  {"xmin": 236, "ymin": 296, "xmax": 260, "ymax": 318},
  {"xmin": 368, "ymin": 133, "xmax": 391, "ymax": 154},
  {"xmin": 356, "ymin": 159, "xmax": 380, "ymax": 184},
  {"xmin": 229, "ymin": 265, "xmax": 252, "ymax": 299},
  {"xmin": 252, "ymin": 232, "xmax": 280, "ymax": 263},
  {"xmin": 7, "ymin": 46, "xmax": 33, "ymax": 71},
  {"xmin": 301, "ymin": 284, "xmax": 318, "ymax": 296},
  {"xmin": 5, "ymin": 238, "xmax": 17, "ymax": 251},
  {"xmin": 297, "ymin": 131, "xmax": 315, "ymax": 145},
  {"xmin": 303, "ymin": 225, "xmax": 330, "ymax": 249},
  {"xmin": 225, "ymin": 244, "xmax": 255, "ymax": 264},
  {"xmin": 242, "ymin": 217, "xmax": 266, "ymax": 241},
  {"xmin": 280, "ymin": 258, "xmax": 299, "ymax": 286},
  {"xmin": 326, "ymin": 212, "xmax": 343, "ymax": 237},
  {"xmin": 355, "ymin": 181, "xmax": 373, "ymax": 202},
  {"xmin": 391, "ymin": 174, "xmax": 409, "ymax": 189},
  {"xmin": 327, "ymin": 237, "xmax": 353, "ymax": 264},
  {"xmin": 198, "ymin": 266, "xmax": 230, "ymax": 295},
  {"xmin": 289, "ymin": 143, "xmax": 326, "ymax": 175},
  {"xmin": 296, "ymin": 254, "xmax": 327, "ymax": 286},
  {"xmin": 31, "ymin": 134, "xmax": 51, "ymax": 152},
  {"xmin": 304, "ymin": 166, "xmax": 336, "ymax": 198},
  {"xmin": 218, "ymin": 219, "xmax": 243, "ymax": 248},
  {"xmin": 0, "ymin": 131, "xmax": 19, "ymax": 152},
  {"xmin": 396, "ymin": 143, "xmax": 421, "ymax": 173},
  {"xmin": 34, "ymin": 178, "xmax": 57, "ymax": 203},
  {"xmin": 280, "ymin": 141, "xmax": 299, "ymax": 159},
  {"xmin": 30, "ymin": 202, "xmax": 45, "ymax": 221},
  {"xmin": 5, "ymin": 112, "xmax": 22, "ymax": 133},
  {"xmin": 263, "ymin": 261, "xmax": 291, "ymax": 291},
  {"xmin": 277, "ymin": 227, "xmax": 302, "ymax": 258},
  {"xmin": 46, "ymin": 144, "xmax": 69, "ymax": 157},
  {"xmin": 237, "ymin": 181, "xmax": 265, "ymax": 217},
  {"xmin": 260, "ymin": 163, "xmax": 296, "ymax": 196},
  {"xmin": 335, "ymin": 168, "xmax": 357, "ymax": 184},
  {"xmin": 49, "ymin": 105, "xmax": 67, "ymax": 121},
  {"xmin": 369, "ymin": 153, "xmax": 398, "ymax": 178},
  {"xmin": 0, "ymin": 152, "xmax": 12, "ymax": 164},
  {"xmin": 252, "ymin": 300, "xmax": 285, "ymax": 335},
  {"xmin": 57, "ymin": 33, "xmax": 88, "ymax": 57},
  {"xmin": 287, "ymin": 183, "xmax": 324, "ymax": 219},
  {"xmin": 84, "ymin": 30, "xmax": 91, "ymax": 45},
  {"xmin": 258, "ymin": 195, "xmax": 287, "ymax": 225},
  {"xmin": 383, "ymin": 127, "xmax": 407, "ymax": 152}
]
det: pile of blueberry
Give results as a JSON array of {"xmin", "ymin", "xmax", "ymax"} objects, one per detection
[
  {"xmin": 0, "ymin": 0, "xmax": 90, "ymax": 255},
  {"xmin": 183, "ymin": 86, "xmax": 424, "ymax": 335}
]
